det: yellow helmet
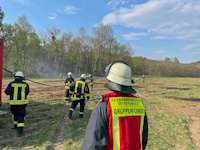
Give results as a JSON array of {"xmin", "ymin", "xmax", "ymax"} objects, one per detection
[{"xmin": 105, "ymin": 61, "xmax": 136, "ymax": 94}]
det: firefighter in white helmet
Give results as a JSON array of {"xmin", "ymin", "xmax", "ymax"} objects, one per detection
[
  {"xmin": 143, "ymin": 75, "xmax": 145, "ymax": 83},
  {"xmin": 82, "ymin": 61, "xmax": 148, "ymax": 150},
  {"xmin": 5, "ymin": 71, "xmax": 30, "ymax": 137},
  {"xmin": 68, "ymin": 74, "xmax": 90, "ymax": 120},
  {"xmin": 64, "ymin": 72, "xmax": 74, "ymax": 101}
]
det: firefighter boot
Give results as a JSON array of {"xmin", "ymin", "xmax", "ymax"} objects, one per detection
[
  {"xmin": 17, "ymin": 132, "xmax": 25, "ymax": 137},
  {"xmin": 68, "ymin": 113, "xmax": 73, "ymax": 120},
  {"xmin": 12, "ymin": 125, "xmax": 17, "ymax": 130}
]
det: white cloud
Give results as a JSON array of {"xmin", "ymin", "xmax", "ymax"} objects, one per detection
[
  {"xmin": 48, "ymin": 17, "xmax": 56, "ymax": 20},
  {"xmin": 122, "ymin": 32, "xmax": 146, "ymax": 40},
  {"xmin": 106, "ymin": 0, "xmax": 130, "ymax": 9},
  {"xmin": 102, "ymin": 0, "xmax": 200, "ymax": 41},
  {"xmin": 48, "ymin": 13, "xmax": 57, "ymax": 20},
  {"xmin": 152, "ymin": 50, "xmax": 166, "ymax": 54},
  {"xmin": 14, "ymin": 0, "xmax": 29, "ymax": 5},
  {"xmin": 181, "ymin": 44, "xmax": 200, "ymax": 51},
  {"xmin": 58, "ymin": 5, "xmax": 80, "ymax": 15}
]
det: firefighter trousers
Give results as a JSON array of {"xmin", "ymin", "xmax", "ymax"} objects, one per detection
[
  {"xmin": 65, "ymin": 89, "xmax": 72, "ymax": 101},
  {"xmin": 10, "ymin": 104, "xmax": 26, "ymax": 133},
  {"xmin": 69, "ymin": 99, "xmax": 85, "ymax": 118}
]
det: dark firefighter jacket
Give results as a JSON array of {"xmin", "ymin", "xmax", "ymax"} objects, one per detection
[
  {"xmin": 5, "ymin": 79, "xmax": 30, "ymax": 105},
  {"xmin": 89, "ymin": 77, "xmax": 93, "ymax": 85},
  {"xmin": 81, "ymin": 99, "xmax": 148, "ymax": 150},
  {"xmin": 65, "ymin": 78, "xmax": 74, "ymax": 89},
  {"xmin": 70, "ymin": 78, "xmax": 90, "ymax": 100}
]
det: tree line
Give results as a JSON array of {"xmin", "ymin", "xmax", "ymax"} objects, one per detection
[
  {"xmin": 1, "ymin": 11, "xmax": 200, "ymax": 77},
  {"xmin": 2, "ymin": 15, "xmax": 133, "ymax": 76}
]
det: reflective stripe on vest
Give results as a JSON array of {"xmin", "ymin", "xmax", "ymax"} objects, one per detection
[
  {"xmin": 72, "ymin": 81, "xmax": 86, "ymax": 101},
  {"xmin": 9, "ymin": 83, "xmax": 28, "ymax": 105},
  {"xmin": 109, "ymin": 97, "xmax": 145, "ymax": 150},
  {"xmin": 140, "ymin": 115, "xmax": 144, "ymax": 150}
]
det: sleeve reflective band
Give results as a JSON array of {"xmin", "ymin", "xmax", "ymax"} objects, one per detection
[
  {"xmin": 65, "ymin": 97, "xmax": 69, "ymax": 99},
  {"xmin": 79, "ymin": 112, "xmax": 84, "ymax": 114},
  {"xmin": 66, "ymin": 81, "xmax": 71, "ymax": 86},
  {"xmin": 11, "ymin": 83, "xmax": 27, "ymax": 101},
  {"xmin": 69, "ymin": 91, "xmax": 73, "ymax": 94},
  {"xmin": 65, "ymin": 86, "xmax": 70, "ymax": 89},
  {"xmin": 17, "ymin": 123, "xmax": 24, "ymax": 127},
  {"xmin": 86, "ymin": 93, "xmax": 90, "ymax": 97}
]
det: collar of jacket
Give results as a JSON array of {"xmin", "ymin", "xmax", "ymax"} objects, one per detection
[
  {"xmin": 80, "ymin": 78, "xmax": 85, "ymax": 82},
  {"xmin": 15, "ymin": 79, "xmax": 23, "ymax": 82}
]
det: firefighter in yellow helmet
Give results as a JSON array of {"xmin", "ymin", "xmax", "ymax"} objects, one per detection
[
  {"xmin": 65, "ymin": 72, "xmax": 74, "ymax": 102},
  {"xmin": 82, "ymin": 61, "xmax": 148, "ymax": 150},
  {"xmin": 5, "ymin": 71, "xmax": 29, "ymax": 137},
  {"xmin": 68, "ymin": 74, "xmax": 90, "ymax": 119}
]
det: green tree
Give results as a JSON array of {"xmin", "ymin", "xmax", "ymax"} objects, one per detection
[
  {"xmin": 174, "ymin": 57, "xmax": 179, "ymax": 63},
  {"xmin": 0, "ymin": 6, "xmax": 4, "ymax": 27},
  {"xmin": 164, "ymin": 57, "xmax": 171, "ymax": 62}
]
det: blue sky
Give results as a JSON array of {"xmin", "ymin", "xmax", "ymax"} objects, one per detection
[{"xmin": 1, "ymin": 0, "xmax": 200, "ymax": 63}]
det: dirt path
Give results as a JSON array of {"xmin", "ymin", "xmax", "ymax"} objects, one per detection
[
  {"xmin": 54, "ymin": 103, "xmax": 71, "ymax": 150},
  {"xmin": 189, "ymin": 116, "xmax": 200, "ymax": 149},
  {"xmin": 164, "ymin": 103, "xmax": 200, "ymax": 149}
]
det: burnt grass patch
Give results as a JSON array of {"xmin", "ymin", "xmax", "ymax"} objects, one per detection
[
  {"xmin": 160, "ymin": 87, "xmax": 191, "ymax": 90},
  {"xmin": 165, "ymin": 96, "xmax": 200, "ymax": 102},
  {"xmin": 182, "ymin": 84, "xmax": 200, "ymax": 87}
]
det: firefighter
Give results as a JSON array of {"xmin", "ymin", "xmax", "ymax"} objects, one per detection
[
  {"xmin": 143, "ymin": 75, "xmax": 145, "ymax": 83},
  {"xmin": 60, "ymin": 73, "xmax": 63, "ymax": 79},
  {"xmin": 81, "ymin": 61, "xmax": 148, "ymax": 150},
  {"xmin": 68, "ymin": 74, "xmax": 90, "ymax": 120},
  {"xmin": 89, "ymin": 75, "xmax": 93, "ymax": 91},
  {"xmin": 5, "ymin": 71, "xmax": 29, "ymax": 137},
  {"xmin": 65, "ymin": 72, "xmax": 74, "ymax": 102}
]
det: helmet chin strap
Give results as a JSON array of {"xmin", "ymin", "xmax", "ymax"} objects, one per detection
[{"xmin": 104, "ymin": 80, "xmax": 137, "ymax": 94}]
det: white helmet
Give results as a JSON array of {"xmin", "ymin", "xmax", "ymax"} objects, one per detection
[
  {"xmin": 68, "ymin": 72, "xmax": 72, "ymax": 76},
  {"xmin": 15, "ymin": 71, "xmax": 24, "ymax": 78},
  {"xmin": 106, "ymin": 61, "xmax": 132, "ymax": 86},
  {"xmin": 104, "ymin": 61, "xmax": 136, "ymax": 94},
  {"xmin": 81, "ymin": 74, "xmax": 87, "ymax": 80}
]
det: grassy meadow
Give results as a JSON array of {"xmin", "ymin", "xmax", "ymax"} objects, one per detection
[{"xmin": 0, "ymin": 77, "xmax": 200, "ymax": 150}]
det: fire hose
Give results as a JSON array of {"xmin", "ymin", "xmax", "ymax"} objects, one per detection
[{"xmin": 3, "ymin": 67, "xmax": 63, "ymax": 87}]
